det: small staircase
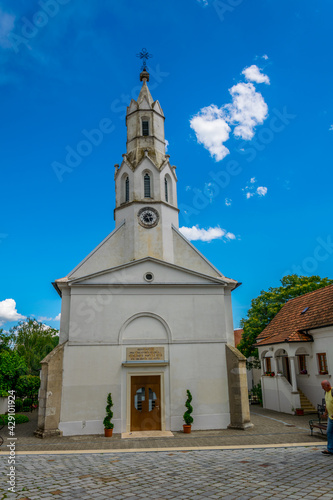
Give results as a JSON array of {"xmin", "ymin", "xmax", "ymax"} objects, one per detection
[{"xmin": 298, "ymin": 389, "xmax": 317, "ymax": 414}]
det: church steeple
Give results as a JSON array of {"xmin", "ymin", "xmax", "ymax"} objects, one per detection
[
  {"xmin": 125, "ymin": 69, "xmax": 166, "ymax": 169},
  {"xmin": 113, "ymin": 54, "xmax": 179, "ymax": 263}
]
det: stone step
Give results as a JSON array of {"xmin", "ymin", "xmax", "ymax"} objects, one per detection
[{"xmin": 298, "ymin": 389, "xmax": 316, "ymax": 412}]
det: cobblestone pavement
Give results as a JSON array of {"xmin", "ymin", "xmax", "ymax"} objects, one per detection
[
  {"xmin": 1, "ymin": 445, "xmax": 332, "ymax": 500},
  {"xmin": 0, "ymin": 407, "xmax": 326, "ymax": 452}
]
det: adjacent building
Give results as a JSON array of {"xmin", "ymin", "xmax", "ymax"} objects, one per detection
[{"xmin": 255, "ymin": 284, "xmax": 333, "ymax": 414}]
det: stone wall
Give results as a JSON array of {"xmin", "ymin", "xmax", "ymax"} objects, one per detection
[{"xmin": 34, "ymin": 342, "xmax": 66, "ymax": 438}]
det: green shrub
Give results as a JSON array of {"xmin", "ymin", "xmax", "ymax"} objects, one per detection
[
  {"xmin": 0, "ymin": 390, "xmax": 9, "ymax": 397},
  {"xmin": 183, "ymin": 389, "xmax": 193, "ymax": 425},
  {"xmin": 103, "ymin": 393, "xmax": 114, "ymax": 429},
  {"xmin": 0, "ymin": 414, "xmax": 29, "ymax": 424},
  {"xmin": 251, "ymin": 382, "xmax": 262, "ymax": 405},
  {"xmin": 15, "ymin": 398, "xmax": 23, "ymax": 412}
]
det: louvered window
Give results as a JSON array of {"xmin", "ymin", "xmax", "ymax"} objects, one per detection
[
  {"xmin": 142, "ymin": 121, "xmax": 149, "ymax": 136},
  {"xmin": 125, "ymin": 177, "xmax": 129, "ymax": 202},
  {"xmin": 144, "ymin": 173, "xmax": 151, "ymax": 198},
  {"xmin": 165, "ymin": 178, "xmax": 168, "ymax": 202}
]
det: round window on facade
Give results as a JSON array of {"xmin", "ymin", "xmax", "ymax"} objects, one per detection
[{"xmin": 144, "ymin": 272, "xmax": 154, "ymax": 282}]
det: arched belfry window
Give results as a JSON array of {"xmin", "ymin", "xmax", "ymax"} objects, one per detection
[
  {"xmin": 142, "ymin": 120, "xmax": 149, "ymax": 136},
  {"xmin": 144, "ymin": 173, "xmax": 151, "ymax": 198},
  {"xmin": 125, "ymin": 176, "xmax": 129, "ymax": 202},
  {"xmin": 164, "ymin": 177, "xmax": 168, "ymax": 202}
]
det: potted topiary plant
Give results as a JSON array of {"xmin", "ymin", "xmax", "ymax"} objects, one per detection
[
  {"xmin": 183, "ymin": 389, "xmax": 193, "ymax": 433},
  {"xmin": 103, "ymin": 393, "xmax": 114, "ymax": 437}
]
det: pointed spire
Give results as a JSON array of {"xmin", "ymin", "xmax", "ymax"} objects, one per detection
[{"xmin": 137, "ymin": 78, "xmax": 154, "ymax": 107}]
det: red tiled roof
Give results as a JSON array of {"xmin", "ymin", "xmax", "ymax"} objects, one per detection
[{"xmin": 255, "ymin": 284, "xmax": 333, "ymax": 346}]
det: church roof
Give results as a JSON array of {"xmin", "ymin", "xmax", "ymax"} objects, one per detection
[{"xmin": 255, "ymin": 284, "xmax": 333, "ymax": 346}]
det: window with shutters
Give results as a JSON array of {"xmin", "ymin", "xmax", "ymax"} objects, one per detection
[{"xmin": 317, "ymin": 353, "xmax": 328, "ymax": 375}]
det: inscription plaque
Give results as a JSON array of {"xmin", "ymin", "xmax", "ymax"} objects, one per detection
[{"xmin": 126, "ymin": 347, "xmax": 165, "ymax": 361}]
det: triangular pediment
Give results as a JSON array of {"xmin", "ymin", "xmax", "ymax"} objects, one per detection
[
  {"xmin": 172, "ymin": 225, "xmax": 238, "ymax": 288},
  {"xmin": 138, "ymin": 96, "xmax": 151, "ymax": 110},
  {"xmin": 64, "ymin": 222, "xmax": 127, "ymax": 281},
  {"xmin": 136, "ymin": 154, "xmax": 160, "ymax": 172},
  {"xmin": 152, "ymin": 100, "xmax": 164, "ymax": 116},
  {"xmin": 127, "ymin": 99, "xmax": 138, "ymax": 114},
  {"xmin": 69, "ymin": 257, "xmax": 229, "ymax": 287}
]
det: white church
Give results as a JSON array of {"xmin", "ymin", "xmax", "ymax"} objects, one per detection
[{"xmin": 35, "ymin": 64, "xmax": 251, "ymax": 437}]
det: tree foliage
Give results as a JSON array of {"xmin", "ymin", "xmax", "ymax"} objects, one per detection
[
  {"xmin": 0, "ymin": 350, "xmax": 27, "ymax": 391},
  {"xmin": 237, "ymin": 275, "xmax": 333, "ymax": 359},
  {"xmin": 16, "ymin": 374, "xmax": 40, "ymax": 399},
  {"xmin": 10, "ymin": 318, "xmax": 59, "ymax": 376}
]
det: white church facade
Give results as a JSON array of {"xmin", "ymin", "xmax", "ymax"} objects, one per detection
[{"xmin": 35, "ymin": 67, "xmax": 251, "ymax": 437}]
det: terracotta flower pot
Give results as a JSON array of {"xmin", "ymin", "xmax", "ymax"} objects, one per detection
[
  {"xmin": 183, "ymin": 424, "xmax": 191, "ymax": 434},
  {"xmin": 104, "ymin": 428, "xmax": 113, "ymax": 437}
]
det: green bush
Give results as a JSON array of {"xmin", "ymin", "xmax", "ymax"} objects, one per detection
[
  {"xmin": 103, "ymin": 393, "xmax": 114, "ymax": 429},
  {"xmin": 0, "ymin": 390, "xmax": 9, "ymax": 397},
  {"xmin": 15, "ymin": 398, "xmax": 23, "ymax": 412},
  {"xmin": 183, "ymin": 389, "xmax": 193, "ymax": 425},
  {"xmin": 251, "ymin": 382, "xmax": 262, "ymax": 405},
  {"xmin": 0, "ymin": 414, "xmax": 29, "ymax": 424}
]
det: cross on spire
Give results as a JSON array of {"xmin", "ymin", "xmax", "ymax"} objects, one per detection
[{"xmin": 136, "ymin": 48, "xmax": 153, "ymax": 71}]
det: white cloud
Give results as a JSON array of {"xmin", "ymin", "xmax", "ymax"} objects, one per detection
[
  {"xmin": 226, "ymin": 82, "xmax": 268, "ymax": 140},
  {"xmin": 225, "ymin": 232, "xmax": 236, "ymax": 240},
  {"xmin": 190, "ymin": 105, "xmax": 231, "ymax": 161},
  {"xmin": 179, "ymin": 225, "xmax": 235, "ymax": 242},
  {"xmin": 0, "ymin": 299, "xmax": 25, "ymax": 326},
  {"xmin": 329, "ymin": 125, "xmax": 333, "ymax": 131},
  {"xmin": 242, "ymin": 178, "xmax": 268, "ymax": 199},
  {"xmin": 191, "ymin": 64, "xmax": 269, "ymax": 160},
  {"xmin": 262, "ymin": 54, "xmax": 269, "ymax": 60},
  {"xmin": 0, "ymin": 8, "xmax": 15, "ymax": 49},
  {"xmin": 165, "ymin": 139, "xmax": 169, "ymax": 151},
  {"xmin": 38, "ymin": 313, "xmax": 61, "ymax": 322},
  {"xmin": 257, "ymin": 186, "xmax": 268, "ymax": 196},
  {"xmin": 242, "ymin": 65, "xmax": 270, "ymax": 85},
  {"xmin": 225, "ymin": 198, "xmax": 232, "ymax": 206}
]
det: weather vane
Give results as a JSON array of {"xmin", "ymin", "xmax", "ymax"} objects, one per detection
[{"xmin": 136, "ymin": 48, "xmax": 153, "ymax": 71}]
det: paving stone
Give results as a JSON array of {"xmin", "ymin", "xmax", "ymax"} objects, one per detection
[{"xmin": 3, "ymin": 446, "xmax": 330, "ymax": 499}]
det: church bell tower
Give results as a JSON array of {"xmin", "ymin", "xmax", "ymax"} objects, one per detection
[{"xmin": 113, "ymin": 65, "xmax": 179, "ymax": 264}]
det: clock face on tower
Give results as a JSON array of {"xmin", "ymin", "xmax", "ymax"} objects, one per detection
[{"xmin": 137, "ymin": 207, "xmax": 159, "ymax": 228}]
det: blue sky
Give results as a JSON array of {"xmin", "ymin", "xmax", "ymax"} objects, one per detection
[{"xmin": 0, "ymin": 0, "xmax": 332, "ymax": 330}]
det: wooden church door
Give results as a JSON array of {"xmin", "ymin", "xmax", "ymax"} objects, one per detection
[{"xmin": 130, "ymin": 376, "xmax": 161, "ymax": 431}]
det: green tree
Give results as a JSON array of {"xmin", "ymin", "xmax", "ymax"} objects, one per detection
[
  {"xmin": 10, "ymin": 318, "xmax": 59, "ymax": 376},
  {"xmin": 16, "ymin": 374, "xmax": 40, "ymax": 400},
  {"xmin": 238, "ymin": 275, "xmax": 333, "ymax": 359},
  {"xmin": 0, "ymin": 350, "xmax": 27, "ymax": 391}
]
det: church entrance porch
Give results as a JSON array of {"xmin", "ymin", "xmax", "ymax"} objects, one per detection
[{"xmin": 130, "ymin": 375, "xmax": 161, "ymax": 431}]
